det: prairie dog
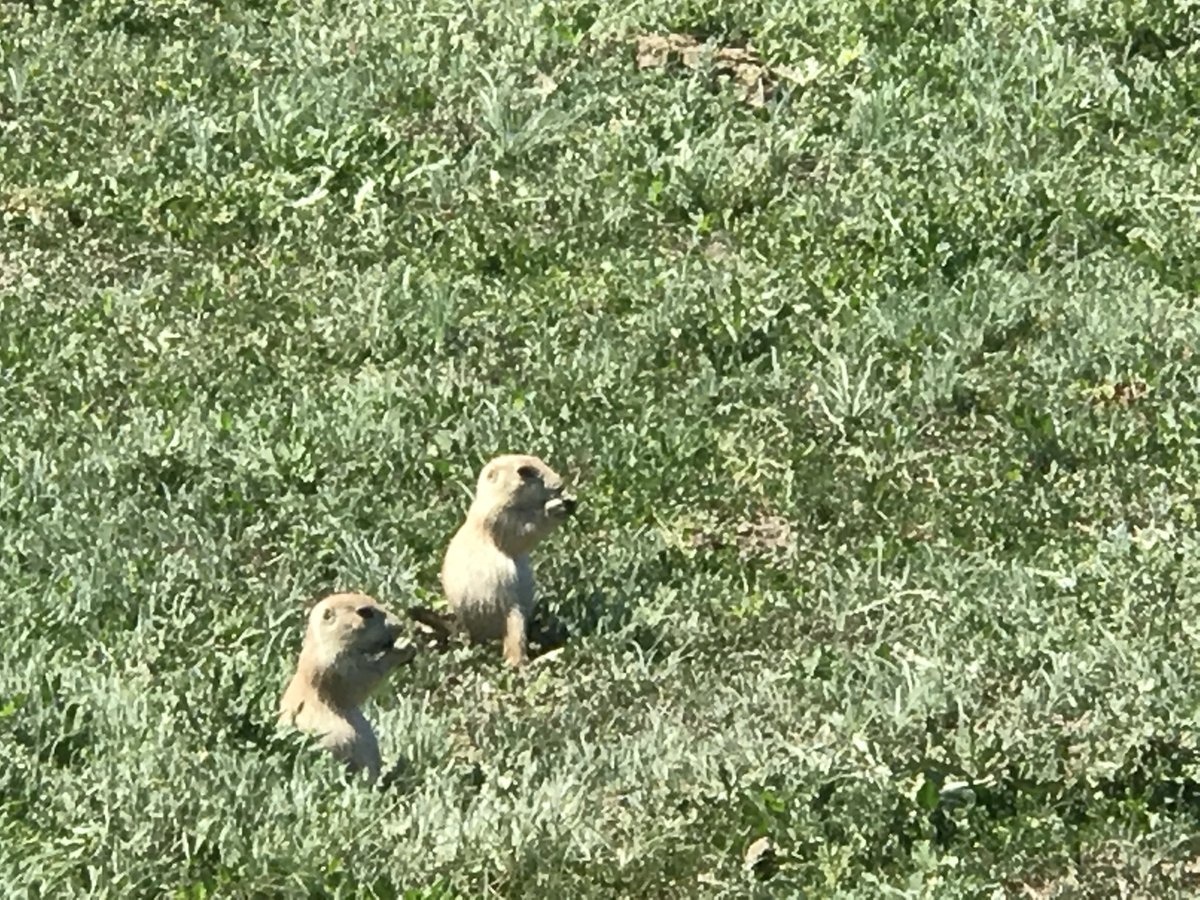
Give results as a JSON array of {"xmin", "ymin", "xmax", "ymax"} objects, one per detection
[
  {"xmin": 439, "ymin": 454, "xmax": 577, "ymax": 667},
  {"xmin": 279, "ymin": 592, "xmax": 416, "ymax": 783}
]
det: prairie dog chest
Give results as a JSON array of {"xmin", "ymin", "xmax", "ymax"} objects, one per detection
[
  {"xmin": 342, "ymin": 708, "xmax": 381, "ymax": 768},
  {"xmin": 292, "ymin": 703, "xmax": 357, "ymax": 753},
  {"xmin": 444, "ymin": 543, "xmax": 535, "ymax": 610}
]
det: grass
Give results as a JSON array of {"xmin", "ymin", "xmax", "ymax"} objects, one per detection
[{"xmin": 2, "ymin": 0, "xmax": 1200, "ymax": 896}]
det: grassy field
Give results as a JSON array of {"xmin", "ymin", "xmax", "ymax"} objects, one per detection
[{"xmin": 3, "ymin": 0, "xmax": 1200, "ymax": 896}]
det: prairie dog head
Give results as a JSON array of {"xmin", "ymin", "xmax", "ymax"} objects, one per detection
[
  {"xmin": 467, "ymin": 454, "xmax": 578, "ymax": 555},
  {"xmin": 302, "ymin": 593, "xmax": 411, "ymax": 697}
]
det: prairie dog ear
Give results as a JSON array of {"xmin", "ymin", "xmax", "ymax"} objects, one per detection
[{"xmin": 322, "ymin": 605, "xmax": 337, "ymax": 622}]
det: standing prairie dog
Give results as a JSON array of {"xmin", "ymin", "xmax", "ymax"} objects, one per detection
[
  {"xmin": 439, "ymin": 454, "xmax": 577, "ymax": 667},
  {"xmin": 279, "ymin": 592, "xmax": 416, "ymax": 783}
]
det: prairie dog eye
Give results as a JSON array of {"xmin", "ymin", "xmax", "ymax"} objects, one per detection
[
  {"xmin": 517, "ymin": 465, "xmax": 541, "ymax": 480},
  {"xmin": 356, "ymin": 606, "xmax": 377, "ymax": 619}
]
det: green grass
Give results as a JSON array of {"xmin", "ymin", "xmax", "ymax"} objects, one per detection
[{"xmin": 3, "ymin": 0, "xmax": 1200, "ymax": 895}]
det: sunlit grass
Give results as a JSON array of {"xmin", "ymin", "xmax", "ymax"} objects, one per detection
[{"xmin": 3, "ymin": 0, "xmax": 1200, "ymax": 896}]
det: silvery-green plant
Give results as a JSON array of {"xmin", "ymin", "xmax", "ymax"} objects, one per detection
[{"xmin": 3, "ymin": 0, "xmax": 1200, "ymax": 896}]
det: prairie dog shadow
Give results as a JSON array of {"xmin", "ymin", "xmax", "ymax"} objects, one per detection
[{"xmin": 406, "ymin": 605, "xmax": 570, "ymax": 661}]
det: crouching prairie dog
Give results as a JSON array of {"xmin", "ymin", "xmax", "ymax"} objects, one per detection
[
  {"xmin": 279, "ymin": 592, "xmax": 416, "ymax": 783},
  {"xmin": 436, "ymin": 454, "xmax": 577, "ymax": 668}
]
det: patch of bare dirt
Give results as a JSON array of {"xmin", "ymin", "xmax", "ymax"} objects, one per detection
[
  {"xmin": 688, "ymin": 513, "xmax": 796, "ymax": 563},
  {"xmin": 633, "ymin": 33, "xmax": 804, "ymax": 107}
]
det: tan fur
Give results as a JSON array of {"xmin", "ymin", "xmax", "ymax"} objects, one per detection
[
  {"xmin": 278, "ymin": 592, "xmax": 416, "ymax": 783},
  {"xmin": 440, "ymin": 454, "xmax": 577, "ymax": 667}
]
